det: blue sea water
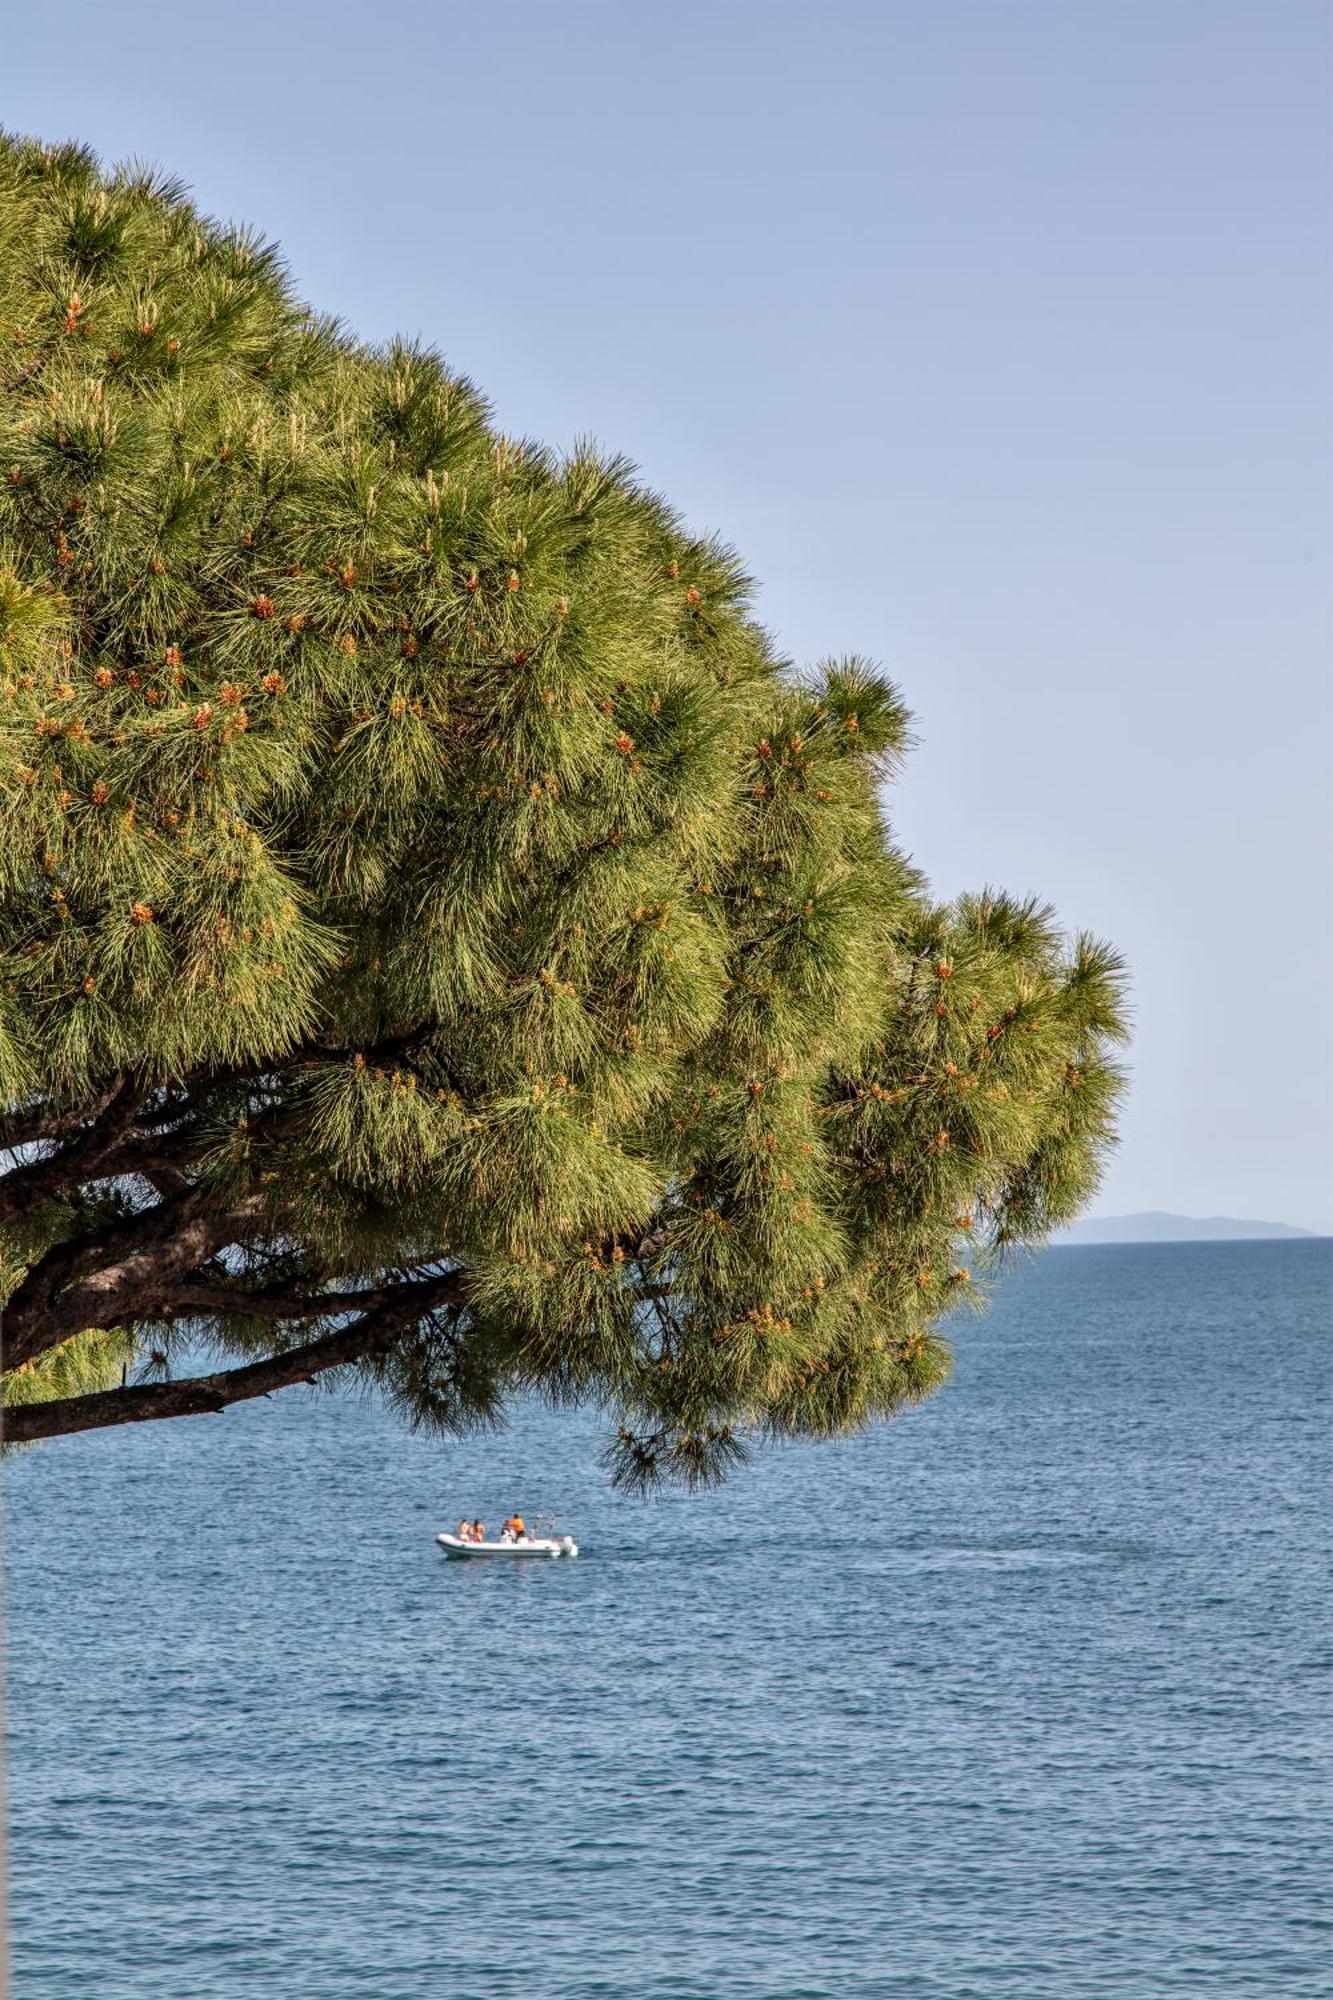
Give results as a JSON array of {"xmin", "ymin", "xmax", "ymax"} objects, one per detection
[{"xmin": 7, "ymin": 1239, "xmax": 1331, "ymax": 1999}]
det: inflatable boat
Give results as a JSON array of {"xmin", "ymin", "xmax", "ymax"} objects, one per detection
[{"xmin": 436, "ymin": 1531, "xmax": 578, "ymax": 1561}]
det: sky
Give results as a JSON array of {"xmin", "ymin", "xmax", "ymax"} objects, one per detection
[{"xmin": 7, "ymin": 1, "xmax": 1331, "ymax": 1229}]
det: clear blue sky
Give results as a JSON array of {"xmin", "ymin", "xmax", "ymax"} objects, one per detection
[{"xmin": 8, "ymin": 1, "xmax": 1331, "ymax": 1229}]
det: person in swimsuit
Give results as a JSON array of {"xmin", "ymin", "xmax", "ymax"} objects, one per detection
[{"xmin": 471, "ymin": 1518, "xmax": 486, "ymax": 1543}]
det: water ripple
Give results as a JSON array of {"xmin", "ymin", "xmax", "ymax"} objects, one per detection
[{"xmin": 8, "ymin": 1239, "xmax": 1331, "ymax": 1998}]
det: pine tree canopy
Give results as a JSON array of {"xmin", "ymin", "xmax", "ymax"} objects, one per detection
[{"xmin": 0, "ymin": 134, "xmax": 1127, "ymax": 1481}]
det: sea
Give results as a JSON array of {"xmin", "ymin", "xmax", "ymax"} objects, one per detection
[{"xmin": 6, "ymin": 1239, "xmax": 1331, "ymax": 1999}]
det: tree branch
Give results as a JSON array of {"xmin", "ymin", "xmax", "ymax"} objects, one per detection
[
  {"xmin": 166, "ymin": 1276, "xmax": 422, "ymax": 1323},
  {"xmin": 0, "ymin": 1026, "xmax": 438, "ymax": 1217},
  {"xmin": 0, "ymin": 1079, "xmax": 129, "ymax": 1158},
  {"xmin": 0, "ymin": 1079, "xmax": 150, "ymax": 1224},
  {"xmin": 1, "ymin": 1191, "xmax": 272, "ymax": 1369},
  {"xmin": 3, "ymin": 1269, "xmax": 467, "ymax": 1444},
  {"xmin": 171, "ymin": 1023, "xmax": 438, "ymax": 1095}
]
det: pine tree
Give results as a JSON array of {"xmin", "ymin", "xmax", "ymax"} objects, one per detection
[{"xmin": 0, "ymin": 134, "xmax": 1127, "ymax": 1480}]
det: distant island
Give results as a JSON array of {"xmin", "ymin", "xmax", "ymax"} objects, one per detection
[{"xmin": 1054, "ymin": 1212, "xmax": 1319, "ymax": 1245}]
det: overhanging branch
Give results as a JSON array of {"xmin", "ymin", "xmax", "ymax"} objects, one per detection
[
  {"xmin": 3, "ymin": 1268, "xmax": 467, "ymax": 1444},
  {"xmin": 1, "ymin": 1190, "xmax": 273, "ymax": 1369},
  {"xmin": 167, "ymin": 1276, "xmax": 424, "ymax": 1322},
  {"xmin": 0, "ymin": 1079, "xmax": 130, "ymax": 1160},
  {"xmin": 0, "ymin": 1025, "xmax": 440, "ymax": 1221},
  {"xmin": 0, "ymin": 1079, "xmax": 149, "ymax": 1225}
]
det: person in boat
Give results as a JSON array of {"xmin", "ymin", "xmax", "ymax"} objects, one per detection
[
  {"xmin": 471, "ymin": 1518, "xmax": 486, "ymax": 1543},
  {"xmin": 456, "ymin": 1519, "xmax": 471, "ymax": 1542},
  {"xmin": 502, "ymin": 1513, "xmax": 527, "ymax": 1542}
]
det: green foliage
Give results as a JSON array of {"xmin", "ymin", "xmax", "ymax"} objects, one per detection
[
  {"xmin": 3, "ymin": 1321, "xmax": 136, "ymax": 1407},
  {"xmin": 0, "ymin": 133, "xmax": 1128, "ymax": 1480}
]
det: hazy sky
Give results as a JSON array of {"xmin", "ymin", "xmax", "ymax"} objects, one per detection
[{"xmin": 8, "ymin": 1, "xmax": 1331, "ymax": 1228}]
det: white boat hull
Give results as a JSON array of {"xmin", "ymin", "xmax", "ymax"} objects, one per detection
[{"xmin": 436, "ymin": 1533, "xmax": 578, "ymax": 1561}]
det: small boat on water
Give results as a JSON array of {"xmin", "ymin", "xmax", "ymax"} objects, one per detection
[{"xmin": 436, "ymin": 1531, "xmax": 578, "ymax": 1561}]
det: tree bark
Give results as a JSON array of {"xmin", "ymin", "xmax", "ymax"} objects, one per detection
[
  {"xmin": 0, "ymin": 1025, "xmax": 437, "ymax": 1220},
  {"xmin": 1, "ymin": 1191, "xmax": 275, "ymax": 1369},
  {"xmin": 3, "ymin": 1269, "xmax": 466, "ymax": 1444},
  {"xmin": 0, "ymin": 1080, "xmax": 149, "ymax": 1224}
]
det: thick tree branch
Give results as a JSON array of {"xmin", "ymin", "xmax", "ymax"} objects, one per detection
[
  {"xmin": 3, "ymin": 1268, "xmax": 468, "ymax": 1444},
  {"xmin": 0, "ymin": 1079, "xmax": 130, "ymax": 1159},
  {"xmin": 0, "ymin": 1045, "xmax": 445, "ymax": 1371},
  {"xmin": 166, "ymin": 1276, "xmax": 423, "ymax": 1322},
  {"xmin": 171, "ymin": 1023, "xmax": 438, "ymax": 1096},
  {"xmin": 0, "ymin": 1080, "xmax": 150, "ymax": 1224},
  {"xmin": 2, "ymin": 1191, "xmax": 273, "ymax": 1369},
  {"xmin": 0, "ymin": 1026, "xmax": 437, "ymax": 1220}
]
